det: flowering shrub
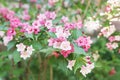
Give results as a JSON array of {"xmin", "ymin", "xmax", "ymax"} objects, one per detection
[
  {"xmin": 0, "ymin": 1, "xmax": 95, "ymax": 79},
  {"xmin": 0, "ymin": 0, "xmax": 120, "ymax": 80}
]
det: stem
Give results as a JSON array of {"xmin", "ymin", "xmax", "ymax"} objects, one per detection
[
  {"xmin": 50, "ymin": 65, "xmax": 53, "ymax": 80},
  {"xmin": 38, "ymin": 53, "xmax": 42, "ymax": 80},
  {"xmin": 42, "ymin": 59, "xmax": 47, "ymax": 80},
  {"xmin": 82, "ymin": 0, "xmax": 91, "ymax": 19}
]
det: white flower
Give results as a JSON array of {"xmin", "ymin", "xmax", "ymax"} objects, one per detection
[
  {"xmin": 101, "ymin": 25, "xmax": 116, "ymax": 38},
  {"xmin": 20, "ymin": 51, "xmax": 30, "ymax": 60},
  {"xmin": 112, "ymin": 43, "xmax": 118, "ymax": 49},
  {"xmin": 115, "ymin": 36, "xmax": 120, "ymax": 41},
  {"xmin": 80, "ymin": 65, "xmax": 91, "ymax": 77},
  {"xmin": 16, "ymin": 43, "xmax": 26, "ymax": 52},
  {"xmin": 84, "ymin": 19, "xmax": 101, "ymax": 34},
  {"xmin": 0, "ymin": 31, "xmax": 5, "ymax": 37},
  {"xmin": 60, "ymin": 41, "xmax": 71, "ymax": 50},
  {"xmin": 26, "ymin": 45, "xmax": 35, "ymax": 55},
  {"xmin": 55, "ymin": 26, "xmax": 71, "ymax": 38},
  {"xmin": 86, "ymin": 63, "xmax": 95, "ymax": 70},
  {"xmin": 80, "ymin": 63, "xmax": 95, "ymax": 77},
  {"xmin": 55, "ymin": 26, "xmax": 63, "ymax": 33},
  {"xmin": 67, "ymin": 60, "xmax": 76, "ymax": 70}
]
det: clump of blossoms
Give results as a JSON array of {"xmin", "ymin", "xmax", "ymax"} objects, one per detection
[
  {"xmin": 84, "ymin": 17, "xmax": 101, "ymax": 34},
  {"xmin": 100, "ymin": 0, "xmax": 120, "ymax": 21},
  {"xmin": 80, "ymin": 56, "xmax": 94, "ymax": 77},
  {"xmin": 16, "ymin": 43, "xmax": 34, "ymax": 60},
  {"xmin": 98, "ymin": 0, "xmax": 120, "ymax": 53},
  {"xmin": 0, "ymin": 7, "xmax": 94, "ymax": 77}
]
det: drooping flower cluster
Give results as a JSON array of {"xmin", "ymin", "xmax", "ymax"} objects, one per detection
[
  {"xmin": 80, "ymin": 56, "xmax": 95, "ymax": 77},
  {"xmin": 16, "ymin": 43, "xmax": 34, "ymax": 60}
]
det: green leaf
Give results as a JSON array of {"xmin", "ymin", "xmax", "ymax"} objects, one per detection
[
  {"xmin": 39, "ymin": 47, "xmax": 57, "ymax": 56},
  {"xmin": 32, "ymin": 41, "xmax": 42, "ymax": 50},
  {"xmin": 48, "ymin": 32, "xmax": 56, "ymax": 38},
  {"xmin": 7, "ymin": 41, "xmax": 16, "ymax": 51},
  {"xmin": 13, "ymin": 50, "xmax": 21, "ymax": 64},
  {"xmin": 0, "ymin": 51, "xmax": 9, "ymax": 56},
  {"xmin": 74, "ymin": 57, "xmax": 85, "ymax": 73},
  {"xmin": 73, "ymin": 43, "xmax": 86, "ymax": 55},
  {"xmin": 72, "ymin": 29, "xmax": 82, "ymax": 39},
  {"xmin": 24, "ymin": 33, "xmax": 34, "ymax": 40}
]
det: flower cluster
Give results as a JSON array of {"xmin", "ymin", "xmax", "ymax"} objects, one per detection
[
  {"xmin": 0, "ymin": 8, "xmax": 21, "ymax": 45},
  {"xmin": 84, "ymin": 18, "xmax": 101, "ymax": 34},
  {"xmin": 16, "ymin": 43, "xmax": 34, "ymax": 60},
  {"xmin": 75, "ymin": 36, "xmax": 92, "ymax": 51},
  {"xmin": 80, "ymin": 56, "xmax": 95, "ymax": 77},
  {"xmin": 99, "ymin": 25, "xmax": 116, "ymax": 38}
]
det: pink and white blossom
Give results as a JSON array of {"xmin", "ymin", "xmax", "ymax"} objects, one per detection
[
  {"xmin": 67, "ymin": 60, "xmax": 76, "ymax": 70},
  {"xmin": 16, "ymin": 43, "xmax": 26, "ymax": 52},
  {"xmin": 60, "ymin": 41, "xmax": 71, "ymax": 51}
]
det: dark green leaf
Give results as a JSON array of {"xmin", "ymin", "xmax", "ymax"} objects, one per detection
[
  {"xmin": 72, "ymin": 29, "xmax": 82, "ymax": 39},
  {"xmin": 7, "ymin": 41, "xmax": 16, "ymax": 51},
  {"xmin": 13, "ymin": 50, "xmax": 21, "ymax": 64}
]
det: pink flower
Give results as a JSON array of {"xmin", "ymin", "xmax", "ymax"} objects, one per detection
[
  {"xmin": 33, "ymin": 26, "xmax": 40, "ymax": 34},
  {"xmin": 52, "ymin": 37, "xmax": 66, "ymax": 49},
  {"xmin": 61, "ymin": 16, "xmax": 69, "ymax": 23},
  {"xmin": 106, "ymin": 42, "xmax": 113, "ymax": 50},
  {"xmin": 75, "ymin": 20, "xmax": 83, "ymax": 29},
  {"xmin": 45, "ymin": 11, "xmax": 56, "ymax": 20},
  {"xmin": 60, "ymin": 41, "xmax": 71, "ymax": 50},
  {"xmin": 48, "ymin": 27, "xmax": 56, "ymax": 32},
  {"xmin": 60, "ymin": 44, "xmax": 74, "ymax": 58},
  {"xmin": 85, "ymin": 56, "xmax": 91, "ymax": 62},
  {"xmin": 75, "ymin": 36, "xmax": 92, "ymax": 51},
  {"xmin": 64, "ymin": 23, "xmax": 76, "ymax": 30},
  {"xmin": 48, "ymin": 0, "xmax": 58, "ymax": 6},
  {"xmin": 106, "ymin": 42, "xmax": 118, "ymax": 50},
  {"xmin": 16, "ymin": 43, "xmax": 26, "ymax": 52},
  {"xmin": 67, "ymin": 60, "xmax": 76, "ymax": 70},
  {"xmin": 48, "ymin": 38, "xmax": 55, "ymax": 46},
  {"xmin": 10, "ymin": 17, "xmax": 21, "ymax": 28},
  {"xmin": 53, "ymin": 42, "xmax": 61, "ymax": 49},
  {"xmin": 7, "ymin": 28, "xmax": 16, "ymax": 36},
  {"xmin": 45, "ymin": 20, "xmax": 53, "ymax": 29},
  {"xmin": 3, "ymin": 36, "xmax": 13, "ymax": 46},
  {"xmin": 23, "ymin": 14, "xmax": 31, "ymax": 21},
  {"xmin": 32, "ymin": 20, "xmax": 41, "ymax": 27},
  {"xmin": 105, "ymin": 5, "xmax": 111, "ymax": 12},
  {"xmin": 109, "ymin": 36, "xmax": 115, "ymax": 42}
]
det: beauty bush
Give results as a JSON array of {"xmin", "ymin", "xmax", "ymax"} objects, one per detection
[{"xmin": 0, "ymin": 6, "xmax": 94, "ymax": 77}]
